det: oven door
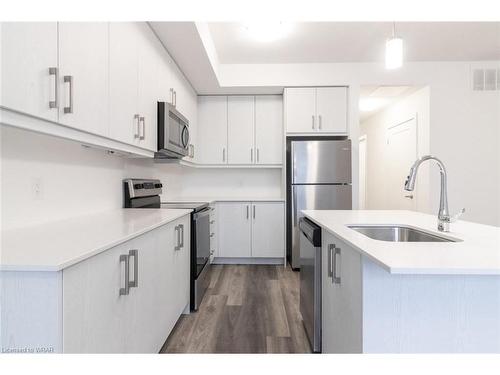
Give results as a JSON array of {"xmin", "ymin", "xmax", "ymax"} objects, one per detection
[{"xmin": 193, "ymin": 207, "xmax": 211, "ymax": 278}]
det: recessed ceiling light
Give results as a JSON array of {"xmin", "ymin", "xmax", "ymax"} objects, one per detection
[
  {"xmin": 385, "ymin": 23, "xmax": 403, "ymax": 69},
  {"xmin": 242, "ymin": 22, "xmax": 292, "ymax": 43}
]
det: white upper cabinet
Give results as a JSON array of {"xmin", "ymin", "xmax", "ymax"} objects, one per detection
[
  {"xmin": 284, "ymin": 88, "xmax": 316, "ymax": 133},
  {"xmin": 1, "ymin": 23, "xmax": 58, "ymax": 122},
  {"xmin": 58, "ymin": 23, "xmax": 109, "ymax": 136},
  {"xmin": 284, "ymin": 87, "xmax": 348, "ymax": 134},
  {"xmin": 255, "ymin": 95, "xmax": 283, "ymax": 165},
  {"xmin": 109, "ymin": 22, "xmax": 140, "ymax": 145},
  {"xmin": 316, "ymin": 87, "xmax": 348, "ymax": 133},
  {"xmin": 197, "ymin": 96, "xmax": 228, "ymax": 164},
  {"xmin": 227, "ymin": 96, "xmax": 255, "ymax": 165},
  {"xmin": 251, "ymin": 202, "xmax": 285, "ymax": 258}
]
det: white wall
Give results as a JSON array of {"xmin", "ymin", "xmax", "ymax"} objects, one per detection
[
  {"xmin": 360, "ymin": 87, "xmax": 431, "ymax": 213},
  {"xmin": 218, "ymin": 61, "xmax": 500, "ymax": 226},
  {"xmin": 1, "ymin": 126, "xmax": 127, "ymax": 231}
]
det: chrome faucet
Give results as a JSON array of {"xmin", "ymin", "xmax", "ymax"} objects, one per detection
[{"xmin": 404, "ymin": 155, "xmax": 465, "ymax": 232}]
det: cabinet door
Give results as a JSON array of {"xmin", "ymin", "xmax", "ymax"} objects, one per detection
[
  {"xmin": 284, "ymin": 88, "xmax": 316, "ymax": 133},
  {"xmin": 227, "ymin": 96, "xmax": 255, "ymax": 164},
  {"xmin": 1, "ymin": 22, "xmax": 58, "ymax": 121},
  {"xmin": 109, "ymin": 22, "xmax": 140, "ymax": 145},
  {"xmin": 137, "ymin": 23, "xmax": 161, "ymax": 151},
  {"xmin": 197, "ymin": 96, "xmax": 228, "ymax": 164},
  {"xmin": 58, "ymin": 23, "xmax": 109, "ymax": 136},
  {"xmin": 316, "ymin": 87, "xmax": 348, "ymax": 134},
  {"xmin": 251, "ymin": 202, "xmax": 285, "ymax": 258},
  {"xmin": 63, "ymin": 240, "xmax": 133, "ymax": 353},
  {"xmin": 217, "ymin": 202, "xmax": 252, "ymax": 258},
  {"xmin": 322, "ymin": 231, "xmax": 362, "ymax": 353},
  {"xmin": 255, "ymin": 95, "xmax": 283, "ymax": 165},
  {"xmin": 173, "ymin": 216, "xmax": 191, "ymax": 315}
]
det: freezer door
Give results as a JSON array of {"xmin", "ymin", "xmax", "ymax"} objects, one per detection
[
  {"xmin": 292, "ymin": 140, "xmax": 352, "ymax": 184},
  {"xmin": 291, "ymin": 184, "xmax": 352, "ymax": 269}
]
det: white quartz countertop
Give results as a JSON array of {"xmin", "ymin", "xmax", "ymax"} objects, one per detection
[
  {"xmin": 302, "ymin": 210, "xmax": 500, "ymax": 275},
  {"xmin": 165, "ymin": 197, "xmax": 285, "ymax": 203},
  {"xmin": 0, "ymin": 209, "xmax": 192, "ymax": 272}
]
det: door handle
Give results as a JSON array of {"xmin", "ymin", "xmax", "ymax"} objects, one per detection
[
  {"xmin": 174, "ymin": 90, "xmax": 177, "ymax": 107},
  {"xmin": 327, "ymin": 244, "xmax": 334, "ymax": 278},
  {"xmin": 63, "ymin": 75, "xmax": 73, "ymax": 114},
  {"xmin": 251, "ymin": 148, "xmax": 253, "ymax": 163},
  {"xmin": 128, "ymin": 249, "xmax": 138, "ymax": 288},
  {"xmin": 134, "ymin": 114, "xmax": 140, "ymax": 138},
  {"xmin": 318, "ymin": 115, "xmax": 322, "ymax": 130},
  {"xmin": 49, "ymin": 67, "xmax": 58, "ymax": 109},
  {"xmin": 253, "ymin": 205, "xmax": 256, "ymax": 219},
  {"xmin": 139, "ymin": 116, "xmax": 145, "ymax": 140},
  {"xmin": 119, "ymin": 254, "xmax": 130, "ymax": 296},
  {"xmin": 179, "ymin": 224, "xmax": 184, "ymax": 248},
  {"xmin": 333, "ymin": 247, "xmax": 341, "ymax": 284},
  {"xmin": 170, "ymin": 88, "xmax": 174, "ymax": 105},
  {"xmin": 256, "ymin": 148, "xmax": 260, "ymax": 163},
  {"xmin": 246, "ymin": 205, "xmax": 249, "ymax": 219},
  {"xmin": 174, "ymin": 225, "xmax": 180, "ymax": 251},
  {"xmin": 311, "ymin": 115, "xmax": 315, "ymax": 130},
  {"xmin": 222, "ymin": 148, "xmax": 226, "ymax": 163}
]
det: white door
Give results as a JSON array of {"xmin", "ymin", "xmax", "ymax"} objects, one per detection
[
  {"xmin": 63, "ymin": 240, "xmax": 132, "ymax": 353},
  {"xmin": 197, "ymin": 96, "xmax": 228, "ymax": 164},
  {"xmin": 109, "ymin": 22, "xmax": 140, "ymax": 145},
  {"xmin": 137, "ymin": 23, "xmax": 161, "ymax": 151},
  {"xmin": 227, "ymin": 96, "xmax": 255, "ymax": 164},
  {"xmin": 385, "ymin": 117, "xmax": 418, "ymax": 210},
  {"xmin": 316, "ymin": 87, "xmax": 348, "ymax": 133},
  {"xmin": 251, "ymin": 202, "xmax": 285, "ymax": 258},
  {"xmin": 255, "ymin": 95, "xmax": 283, "ymax": 165},
  {"xmin": 58, "ymin": 23, "xmax": 109, "ymax": 136},
  {"xmin": 358, "ymin": 136, "xmax": 367, "ymax": 209},
  {"xmin": 284, "ymin": 88, "xmax": 316, "ymax": 133},
  {"xmin": 172, "ymin": 216, "xmax": 191, "ymax": 316},
  {"xmin": 1, "ymin": 22, "xmax": 58, "ymax": 121},
  {"xmin": 217, "ymin": 202, "xmax": 252, "ymax": 258}
]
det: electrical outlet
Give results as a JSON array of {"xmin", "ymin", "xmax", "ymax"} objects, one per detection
[{"xmin": 33, "ymin": 177, "xmax": 44, "ymax": 200}]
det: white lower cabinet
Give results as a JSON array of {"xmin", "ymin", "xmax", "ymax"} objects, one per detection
[
  {"xmin": 217, "ymin": 201, "xmax": 284, "ymax": 260},
  {"xmin": 60, "ymin": 215, "xmax": 190, "ymax": 353}
]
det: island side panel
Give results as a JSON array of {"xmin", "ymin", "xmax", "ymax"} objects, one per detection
[
  {"xmin": 362, "ymin": 258, "xmax": 500, "ymax": 353},
  {"xmin": 0, "ymin": 271, "xmax": 63, "ymax": 353}
]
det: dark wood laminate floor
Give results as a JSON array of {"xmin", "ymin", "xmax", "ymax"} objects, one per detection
[{"xmin": 161, "ymin": 264, "xmax": 312, "ymax": 353}]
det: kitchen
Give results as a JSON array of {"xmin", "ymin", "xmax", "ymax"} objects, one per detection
[{"xmin": 1, "ymin": 3, "xmax": 500, "ymax": 371}]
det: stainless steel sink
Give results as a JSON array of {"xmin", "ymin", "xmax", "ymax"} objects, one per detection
[{"xmin": 346, "ymin": 225, "xmax": 461, "ymax": 242}]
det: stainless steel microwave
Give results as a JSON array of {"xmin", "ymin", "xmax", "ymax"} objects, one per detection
[{"xmin": 155, "ymin": 102, "xmax": 190, "ymax": 159}]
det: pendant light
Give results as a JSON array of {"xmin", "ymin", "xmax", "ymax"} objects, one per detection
[{"xmin": 385, "ymin": 22, "xmax": 403, "ymax": 69}]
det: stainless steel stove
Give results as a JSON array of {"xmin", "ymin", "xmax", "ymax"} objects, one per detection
[{"xmin": 123, "ymin": 179, "xmax": 211, "ymax": 311}]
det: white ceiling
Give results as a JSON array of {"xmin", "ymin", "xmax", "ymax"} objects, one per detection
[{"xmin": 208, "ymin": 22, "xmax": 500, "ymax": 64}]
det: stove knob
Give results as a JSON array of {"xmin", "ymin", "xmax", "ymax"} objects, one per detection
[
  {"xmin": 134, "ymin": 183, "xmax": 144, "ymax": 189},
  {"xmin": 155, "ymin": 183, "xmax": 163, "ymax": 188}
]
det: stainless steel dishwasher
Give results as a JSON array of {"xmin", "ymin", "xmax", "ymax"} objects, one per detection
[{"xmin": 299, "ymin": 217, "xmax": 322, "ymax": 353}]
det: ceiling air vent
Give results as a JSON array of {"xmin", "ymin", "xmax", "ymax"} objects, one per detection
[{"xmin": 472, "ymin": 67, "xmax": 499, "ymax": 91}]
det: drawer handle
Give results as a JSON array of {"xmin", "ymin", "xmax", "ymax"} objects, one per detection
[
  {"xmin": 179, "ymin": 224, "xmax": 184, "ymax": 248},
  {"xmin": 174, "ymin": 225, "xmax": 180, "ymax": 251},
  {"xmin": 49, "ymin": 67, "xmax": 58, "ymax": 109},
  {"xmin": 119, "ymin": 254, "xmax": 129, "ymax": 296},
  {"xmin": 128, "ymin": 249, "xmax": 138, "ymax": 288},
  {"xmin": 333, "ymin": 246, "xmax": 341, "ymax": 284},
  {"xmin": 327, "ymin": 244, "xmax": 334, "ymax": 278},
  {"xmin": 63, "ymin": 75, "xmax": 73, "ymax": 114}
]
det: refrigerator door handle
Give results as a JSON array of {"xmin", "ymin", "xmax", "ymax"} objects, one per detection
[{"xmin": 292, "ymin": 187, "xmax": 298, "ymax": 227}]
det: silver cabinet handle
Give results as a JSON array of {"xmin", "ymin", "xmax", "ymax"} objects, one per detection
[
  {"xmin": 134, "ymin": 114, "xmax": 140, "ymax": 138},
  {"xmin": 253, "ymin": 205, "xmax": 256, "ymax": 219},
  {"xmin": 333, "ymin": 246, "xmax": 341, "ymax": 284},
  {"xmin": 63, "ymin": 75, "xmax": 74, "ymax": 114},
  {"xmin": 174, "ymin": 225, "xmax": 180, "ymax": 251},
  {"xmin": 179, "ymin": 224, "xmax": 184, "ymax": 248},
  {"xmin": 404, "ymin": 194, "xmax": 414, "ymax": 199},
  {"xmin": 257, "ymin": 148, "xmax": 260, "ymax": 163},
  {"xmin": 251, "ymin": 148, "xmax": 253, "ymax": 163},
  {"xmin": 174, "ymin": 90, "xmax": 177, "ymax": 107},
  {"xmin": 139, "ymin": 116, "xmax": 145, "ymax": 140},
  {"xmin": 49, "ymin": 67, "xmax": 58, "ymax": 109},
  {"xmin": 170, "ymin": 88, "xmax": 174, "ymax": 105},
  {"xmin": 119, "ymin": 254, "xmax": 130, "ymax": 296},
  {"xmin": 318, "ymin": 115, "xmax": 322, "ymax": 130},
  {"xmin": 222, "ymin": 148, "xmax": 226, "ymax": 163},
  {"xmin": 327, "ymin": 244, "xmax": 334, "ymax": 278},
  {"xmin": 246, "ymin": 205, "xmax": 249, "ymax": 219},
  {"xmin": 128, "ymin": 249, "xmax": 138, "ymax": 288},
  {"xmin": 210, "ymin": 233, "xmax": 215, "ymax": 238},
  {"xmin": 311, "ymin": 115, "xmax": 315, "ymax": 130}
]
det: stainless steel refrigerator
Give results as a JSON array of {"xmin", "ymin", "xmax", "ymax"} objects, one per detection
[{"xmin": 287, "ymin": 139, "xmax": 352, "ymax": 269}]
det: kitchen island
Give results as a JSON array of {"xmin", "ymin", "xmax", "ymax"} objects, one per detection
[{"xmin": 302, "ymin": 210, "xmax": 500, "ymax": 353}]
